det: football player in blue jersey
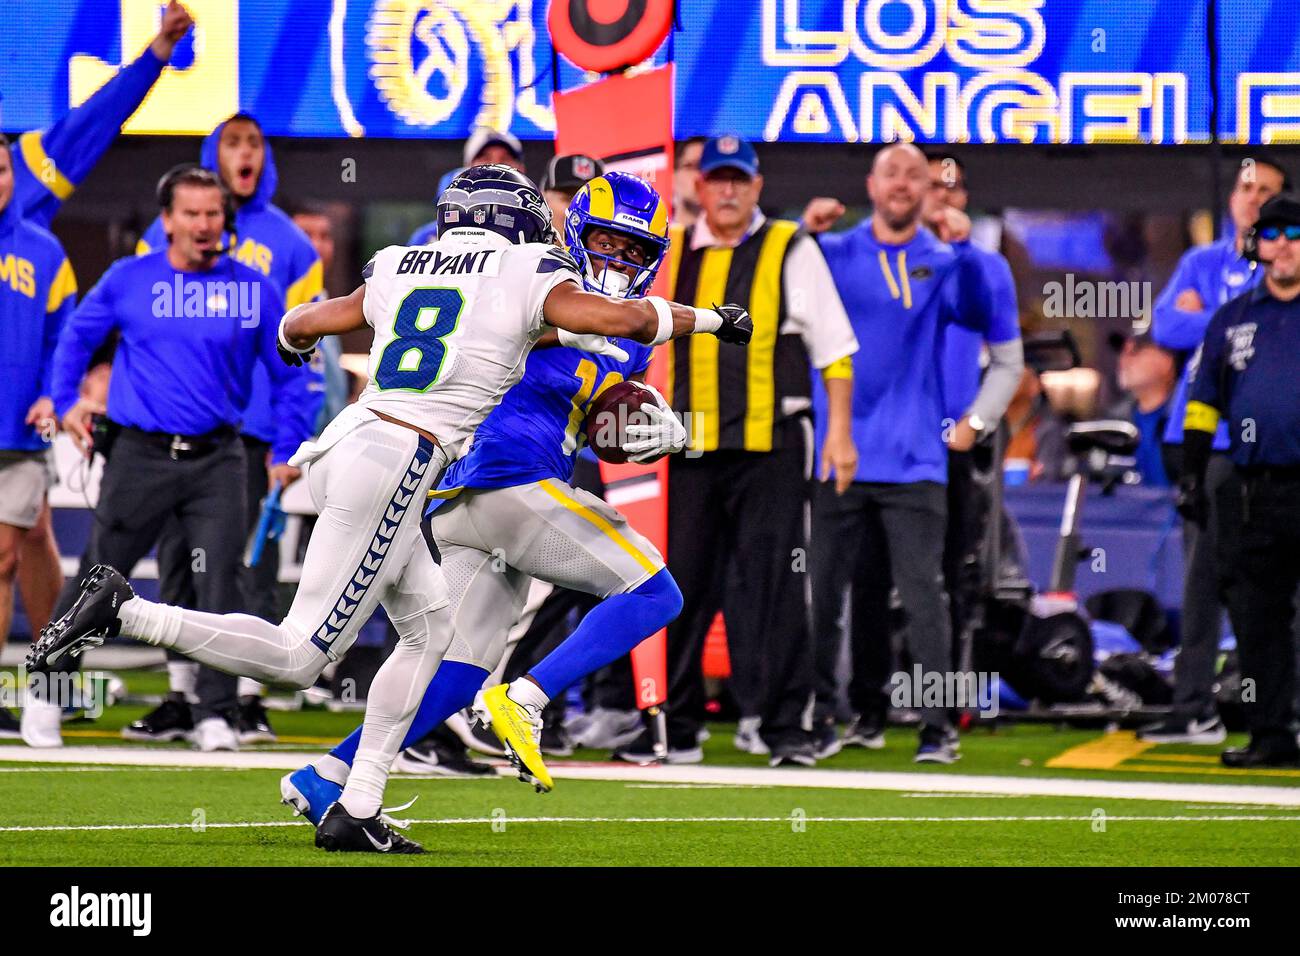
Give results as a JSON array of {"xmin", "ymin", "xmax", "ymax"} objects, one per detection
[{"xmin": 281, "ymin": 171, "xmax": 687, "ymax": 814}]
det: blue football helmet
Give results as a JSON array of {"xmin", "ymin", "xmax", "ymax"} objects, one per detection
[
  {"xmin": 437, "ymin": 164, "xmax": 552, "ymax": 245},
  {"xmin": 564, "ymin": 171, "xmax": 669, "ymax": 299}
]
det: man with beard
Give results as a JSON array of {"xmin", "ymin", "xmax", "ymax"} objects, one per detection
[
  {"xmin": 1141, "ymin": 155, "xmax": 1289, "ymax": 745},
  {"xmin": 810, "ymin": 143, "xmax": 1002, "ymax": 764},
  {"xmin": 1179, "ymin": 194, "xmax": 1300, "ymax": 767}
]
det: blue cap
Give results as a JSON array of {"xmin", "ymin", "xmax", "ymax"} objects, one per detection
[{"xmin": 699, "ymin": 135, "xmax": 759, "ymax": 177}]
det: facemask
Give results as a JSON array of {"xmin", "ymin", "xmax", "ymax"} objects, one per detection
[{"xmin": 589, "ymin": 261, "xmax": 631, "ymax": 298}]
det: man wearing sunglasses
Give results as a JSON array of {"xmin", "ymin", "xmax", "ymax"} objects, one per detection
[
  {"xmin": 1178, "ymin": 194, "xmax": 1300, "ymax": 768},
  {"xmin": 1142, "ymin": 155, "xmax": 1289, "ymax": 746}
]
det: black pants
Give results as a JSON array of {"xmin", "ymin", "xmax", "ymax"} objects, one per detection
[
  {"xmin": 944, "ymin": 448, "xmax": 989, "ymax": 670},
  {"xmin": 1168, "ymin": 454, "xmax": 1234, "ymax": 719},
  {"xmin": 811, "ymin": 480, "xmax": 951, "ymax": 730},
  {"xmin": 156, "ymin": 436, "xmax": 276, "ymax": 719},
  {"xmin": 1215, "ymin": 469, "xmax": 1300, "ymax": 746},
  {"xmin": 51, "ymin": 432, "xmax": 247, "ymax": 709},
  {"xmin": 662, "ymin": 433, "xmax": 813, "ymax": 750}
]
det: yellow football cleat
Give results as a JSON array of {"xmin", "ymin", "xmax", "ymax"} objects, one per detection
[{"xmin": 479, "ymin": 684, "xmax": 554, "ymax": 793}]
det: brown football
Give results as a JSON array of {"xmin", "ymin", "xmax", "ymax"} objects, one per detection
[{"xmin": 583, "ymin": 380, "xmax": 655, "ymax": 464}]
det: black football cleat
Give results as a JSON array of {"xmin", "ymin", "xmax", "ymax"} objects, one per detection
[
  {"xmin": 27, "ymin": 565, "xmax": 134, "ymax": 673},
  {"xmin": 314, "ymin": 802, "xmax": 426, "ymax": 854}
]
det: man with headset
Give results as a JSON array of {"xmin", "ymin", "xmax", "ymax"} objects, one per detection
[{"xmin": 21, "ymin": 166, "xmax": 315, "ymax": 747}]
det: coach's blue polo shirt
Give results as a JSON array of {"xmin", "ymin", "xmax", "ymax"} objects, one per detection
[
  {"xmin": 49, "ymin": 251, "xmax": 314, "ymax": 464},
  {"xmin": 814, "ymin": 220, "xmax": 997, "ymax": 485}
]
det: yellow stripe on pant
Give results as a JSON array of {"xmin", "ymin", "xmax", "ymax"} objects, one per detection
[{"xmin": 538, "ymin": 480, "xmax": 659, "ymax": 575}]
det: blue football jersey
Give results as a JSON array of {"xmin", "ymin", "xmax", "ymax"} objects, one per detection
[{"xmin": 435, "ymin": 339, "xmax": 653, "ymax": 497}]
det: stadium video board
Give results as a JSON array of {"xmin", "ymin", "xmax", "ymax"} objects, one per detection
[{"xmin": 0, "ymin": 0, "xmax": 1296, "ymax": 145}]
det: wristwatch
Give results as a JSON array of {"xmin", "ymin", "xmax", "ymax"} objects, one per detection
[{"xmin": 966, "ymin": 413, "xmax": 987, "ymax": 434}]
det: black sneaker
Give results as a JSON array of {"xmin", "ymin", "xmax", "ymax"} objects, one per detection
[
  {"xmin": 769, "ymin": 738, "xmax": 818, "ymax": 768},
  {"xmin": 842, "ymin": 714, "xmax": 885, "ymax": 750},
  {"xmin": 915, "ymin": 724, "xmax": 960, "ymax": 764},
  {"xmin": 121, "ymin": 692, "xmax": 193, "ymax": 742},
  {"xmin": 464, "ymin": 715, "xmax": 508, "ymax": 757},
  {"xmin": 27, "ymin": 565, "xmax": 133, "ymax": 672},
  {"xmin": 611, "ymin": 728, "xmax": 703, "ymax": 764},
  {"xmin": 0, "ymin": 707, "xmax": 21, "ymax": 740},
  {"xmin": 541, "ymin": 721, "xmax": 575, "ymax": 757},
  {"xmin": 395, "ymin": 725, "xmax": 496, "ymax": 777},
  {"xmin": 1221, "ymin": 737, "xmax": 1300, "ymax": 768},
  {"xmin": 812, "ymin": 717, "xmax": 842, "ymax": 759},
  {"xmin": 235, "ymin": 696, "xmax": 277, "ymax": 744},
  {"xmin": 314, "ymin": 802, "xmax": 425, "ymax": 854},
  {"xmin": 1138, "ymin": 712, "xmax": 1227, "ymax": 745}
]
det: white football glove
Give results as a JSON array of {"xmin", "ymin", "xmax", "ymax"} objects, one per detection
[
  {"xmin": 556, "ymin": 328, "xmax": 630, "ymax": 362},
  {"xmin": 622, "ymin": 382, "xmax": 687, "ymax": 464}
]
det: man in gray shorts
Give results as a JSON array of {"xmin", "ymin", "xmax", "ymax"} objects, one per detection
[{"xmin": 0, "ymin": 133, "xmax": 79, "ymax": 738}]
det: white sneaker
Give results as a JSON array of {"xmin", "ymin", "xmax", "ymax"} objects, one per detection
[
  {"xmin": 567, "ymin": 707, "xmax": 644, "ymax": 750},
  {"xmin": 191, "ymin": 716, "xmax": 239, "ymax": 752},
  {"xmin": 733, "ymin": 716, "xmax": 768, "ymax": 755},
  {"xmin": 20, "ymin": 697, "xmax": 64, "ymax": 748}
]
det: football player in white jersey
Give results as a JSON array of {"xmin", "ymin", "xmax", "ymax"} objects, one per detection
[{"xmin": 29, "ymin": 165, "xmax": 752, "ymax": 854}]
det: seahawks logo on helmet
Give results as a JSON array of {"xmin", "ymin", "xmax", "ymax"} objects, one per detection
[{"xmin": 435, "ymin": 164, "xmax": 551, "ymax": 245}]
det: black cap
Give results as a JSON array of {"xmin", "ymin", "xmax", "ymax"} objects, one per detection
[
  {"xmin": 540, "ymin": 153, "xmax": 605, "ymax": 193},
  {"xmin": 1255, "ymin": 194, "xmax": 1300, "ymax": 231}
]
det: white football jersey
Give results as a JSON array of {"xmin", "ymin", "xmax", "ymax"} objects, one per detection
[{"xmin": 355, "ymin": 230, "xmax": 580, "ymax": 451}]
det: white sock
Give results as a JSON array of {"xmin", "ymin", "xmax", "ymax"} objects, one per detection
[
  {"xmin": 120, "ymin": 598, "xmax": 184, "ymax": 648},
  {"xmin": 167, "ymin": 661, "xmax": 199, "ymax": 704},
  {"xmin": 312, "ymin": 753, "xmax": 350, "ymax": 787},
  {"xmin": 340, "ymin": 607, "xmax": 450, "ymax": 819},
  {"xmin": 236, "ymin": 677, "xmax": 263, "ymax": 699},
  {"xmin": 508, "ymin": 677, "xmax": 550, "ymax": 713}
]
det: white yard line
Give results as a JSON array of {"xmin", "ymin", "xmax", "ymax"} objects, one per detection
[
  {"xmin": 2, "ymin": 815, "xmax": 1300, "ymax": 835},
  {"xmin": 2, "ymin": 745, "xmax": 1299, "ymax": 806}
]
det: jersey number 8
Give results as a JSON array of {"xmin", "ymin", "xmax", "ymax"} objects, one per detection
[{"xmin": 376, "ymin": 287, "xmax": 464, "ymax": 391}]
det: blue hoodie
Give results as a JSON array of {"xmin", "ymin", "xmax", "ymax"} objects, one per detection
[
  {"xmin": 0, "ymin": 195, "xmax": 77, "ymax": 450},
  {"xmin": 137, "ymin": 115, "xmax": 324, "ymax": 448},
  {"xmin": 11, "ymin": 49, "xmax": 167, "ymax": 229}
]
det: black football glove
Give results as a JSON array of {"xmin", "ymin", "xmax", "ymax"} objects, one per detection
[
  {"xmin": 277, "ymin": 311, "xmax": 316, "ymax": 367},
  {"xmin": 277, "ymin": 340, "xmax": 314, "ymax": 368},
  {"xmin": 711, "ymin": 303, "xmax": 753, "ymax": 345},
  {"xmin": 1174, "ymin": 474, "xmax": 1208, "ymax": 528}
]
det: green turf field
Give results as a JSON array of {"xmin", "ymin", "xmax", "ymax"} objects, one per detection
[{"xmin": 2, "ymin": 668, "xmax": 1298, "ymax": 866}]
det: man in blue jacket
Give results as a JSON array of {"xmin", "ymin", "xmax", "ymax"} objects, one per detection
[
  {"xmin": 21, "ymin": 166, "xmax": 315, "ymax": 749},
  {"xmin": 0, "ymin": 136, "xmax": 78, "ymax": 737},
  {"xmin": 9, "ymin": 2, "xmax": 193, "ymax": 229},
  {"xmin": 811, "ymin": 143, "xmax": 1003, "ymax": 764},
  {"xmin": 132, "ymin": 115, "xmax": 324, "ymax": 746}
]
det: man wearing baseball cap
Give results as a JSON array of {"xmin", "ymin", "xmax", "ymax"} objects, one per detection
[
  {"xmin": 539, "ymin": 153, "xmax": 606, "ymax": 224},
  {"xmin": 1179, "ymin": 193, "xmax": 1300, "ymax": 767},
  {"xmin": 461, "ymin": 128, "xmax": 525, "ymax": 171},
  {"xmin": 411, "ymin": 129, "xmax": 528, "ymax": 245},
  {"xmin": 615, "ymin": 133, "xmax": 858, "ymax": 766}
]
